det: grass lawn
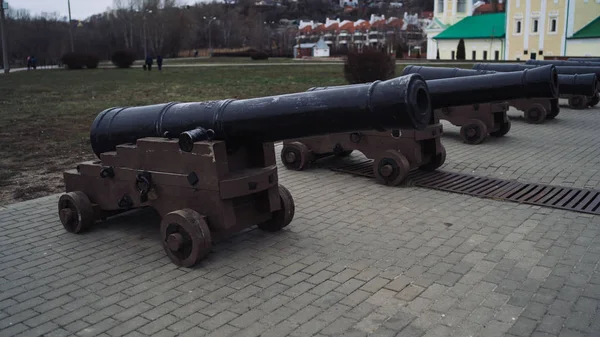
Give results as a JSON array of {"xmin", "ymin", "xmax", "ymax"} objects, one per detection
[{"xmin": 0, "ymin": 63, "xmax": 472, "ymax": 205}]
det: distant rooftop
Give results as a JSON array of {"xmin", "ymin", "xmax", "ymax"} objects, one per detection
[
  {"xmin": 434, "ymin": 12, "xmax": 506, "ymax": 40},
  {"xmin": 568, "ymin": 16, "xmax": 600, "ymax": 39}
]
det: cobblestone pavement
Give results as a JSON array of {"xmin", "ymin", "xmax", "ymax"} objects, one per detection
[{"xmin": 1, "ymin": 102, "xmax": 600, "ymax": 337}]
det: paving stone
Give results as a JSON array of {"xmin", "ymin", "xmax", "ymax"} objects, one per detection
[
  {"xmin": 382, "ymin": 309, "xmax": 415, "ymax": 331},
  {"xmin": 508, "ymin": 290, "xmax": 535, "ymax": 308},
  {"xmin": 521, "ymin": 301, "xmax": 548, "ymax": 320},
  {"xmin": 507, "ymin": 317, "xmax": 538, "ymax": 337},
  {"xmin": 137, "ymin": 314, "xmax": 179, "ymax": 335},
  {"xmin": 538, "ymin": 314, "xmax": 565, "ymax": 335},
  {"xmin": 396, "ymin": 284, "xmax": 426, "ymax": 301},
  {"xmin": 558, "ymin": 328, "xmax": 586, "ymax": 337},
  {"xmin": 384, "ymin": 275, "xmax": 412, "ymax": 292}
]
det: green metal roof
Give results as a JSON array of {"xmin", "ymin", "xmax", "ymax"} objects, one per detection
[
  {"xmin": 434, "ymin": 13, "xmax": 506, "ymax": 40},
  {"xmin": 568, "ymin": 16, "xmax": 600, "ymax": 39}
]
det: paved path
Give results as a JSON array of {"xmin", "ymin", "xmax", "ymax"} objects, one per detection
[
  {"xmin": 1, "ymin": 61, "xmax": 474, "ymax": 74},
  {"xmin": 1, "ymin": 103, "xmax": 600, "ymax": 337}
]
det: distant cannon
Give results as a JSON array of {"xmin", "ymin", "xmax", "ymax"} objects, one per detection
[
  {"xmin": 399, "ymin": 65, "xmax": 560, "ymax": 141},
  {"xmin": 473, "ymin": 63, "xmax": 600, "ymax": 108},
  {"xmin": 58, "ymin": 74, "xmax": 433, "ymax": 267},
  {"xmin": 568, "ymin": 58, "xmax": 600, "ymax": 62},
  {"xmin": 526, "ymin": 59, "xmax": 600, "ymax": 67},
  {"xmin": 281, "ymin": 65, "xmax": 559, "ymax": 186}
]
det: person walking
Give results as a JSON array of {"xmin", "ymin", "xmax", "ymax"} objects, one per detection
[
  {"xmin": 156, "ymin": 55, "xmax": 163, "ymax": 71},
  {"xmin": 145, "ymin": 55, "xmax": 153, "ymax": 71}
]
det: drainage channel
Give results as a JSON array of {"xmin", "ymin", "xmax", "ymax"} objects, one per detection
[{"xmin": 330, "ymin": 160, "xmax": 600, "ymax": 216}]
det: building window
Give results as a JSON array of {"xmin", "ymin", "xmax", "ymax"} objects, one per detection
[
  {"xmin": 472, "ymin": 50, "xmax": 476, "ymax": 60},
  {"xmin": 495, "ymin": 51, "xmax": 500, "ymax": 60},
  {"xmin": 549, "ymin": 18, "xmax": 557, "ymax": 33},
  {"xmin": 515, "ymin": 20, "xmax": 522, "ymax": 34},
  {"xmin": 532, "ymin": 19, "xmax": 539, "ymax": 33},
  {"xmin": 437, "ymin": 0, "xmax": 443, "ymax": 13},
  {"xmin": 483, "ymin": 51, "xmax": 488, "ymax": 60},
  {"xmin": 457, "ymin": 0, "xmax": 467, "ymax": 12}
]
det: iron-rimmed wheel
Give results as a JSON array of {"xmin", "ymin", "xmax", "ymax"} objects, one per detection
[
  {"xmin": 568, "ymin": 96, "xmax": 588, "ymax": 109},
  {"xmin": 160, "ymin": 209, "xmax": 212, "ymax": 268},
  {"xmin": 460, "ymin": 120, "xmax": 488, "ymax": 144},
  {"xmin": 373, "ymin": 150, "xmax": 411, "ymax": 186},
  {"xmin": 281, "ymin": 142, "xmax": 313, "ymax": 171},
  {"xmin": 58, "ymin": 191, "xmax": 95, "ymax": 234},
  {"xmin": 419, "ymin": 144, "xmax": 446, "ymax": 172},
  {"xmin": 546, "ymin": 99, "xmax": 560, "ymax": 119},
  {"xmin": 258, "ymin": 185, "xmax": 295, "ymax": 232},
  {"xmin": 588, "ymin": 93, "xmax": 600, "ymax": 107},
  {"xmin": 490, "ymin": 120, "xmax": 511, "ymax": 137},
  {"xmin": 524, "ymin": 104, "xmax": 547, "ymax": 124}
]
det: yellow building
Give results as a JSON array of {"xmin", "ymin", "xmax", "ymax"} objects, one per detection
[{"xmin": 504, "ymin": 0, "xmax": 600, "ymax": 60}]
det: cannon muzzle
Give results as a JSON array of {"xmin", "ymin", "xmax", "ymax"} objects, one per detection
[
  {"xmin": 89, "ymin": 74, "xmax": 432, "ymax": 157},
  {"xmin": 558, "ymin": 73, "xmax": 599, "ymax": 96},
  {"xmin": 417, "ymin": 65, "xmax": 558, "ymax": 109},
  {"xmin": 526, "ymin": 59, "xmax": 600, "ymax": 67}
]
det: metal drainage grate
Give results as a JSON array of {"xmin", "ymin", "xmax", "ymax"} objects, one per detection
[{"xmin": 330, "ymin": 160, "xmax": 600, "ymax": 216}]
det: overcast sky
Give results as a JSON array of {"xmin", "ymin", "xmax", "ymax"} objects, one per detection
[{"xmin": 10, "ymin": 0, "xmax": 201, "ymax": 20}]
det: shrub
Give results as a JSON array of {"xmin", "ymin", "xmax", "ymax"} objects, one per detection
[
  {"xmin": 250, "ymin": 51, "xmax": 269, "ymax": 60},
  {"xmin": 343, "ymin": 47, "xmax": 396, "ymax": 84},
  {"xmin": 111, "ymin": 50, "xmax": 135, "ymax": 68},
  {"xmin": 60, "ymin": 52, "xmax": 100, "ymax": 70}
]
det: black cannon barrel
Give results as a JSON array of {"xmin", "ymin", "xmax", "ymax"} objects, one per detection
[
  {"xmin": 89, "ymin": 74, "xmax": 432, "ymax": 157},
  {"xmin": 472, "ymin": 63, "xmax": 532, "ymax": 72},
  {"xmin": 309, "ymin": 65, "xmax": 558, "ymax": 110},
  {"xmin": 408, "ymin": 64, "xmax": 595, "ymax": 97},
  {"xmin": 426, "ymin": 65, "xmax": 558, "ymax": 109},
  {"xmin": 558, "ymin": 73, "xmax": 598, "ymax": 96},
  {"xmin": 526, "ymin": 59, "xmax": 600, "ymax": 67},
  {"xmin": 473, "ymin": 63, "xmax": 600, "ymax": 79},
  {"xmin": 569, "ymin": 58, "xmax": 600, "ymax": 62},
  {"xmin": 401, "ymin": 65, "xmax": 496, "ymax": 79}
]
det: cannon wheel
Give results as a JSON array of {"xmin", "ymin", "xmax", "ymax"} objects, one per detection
[
  {"xmin": 524, "ymin": 104, "xmax": 547, "ymax": 124},
  {"xmin": 419, "ymin": 144, "xmax": 446, "ymax": 172},
  {"xmin": 258, "ymin": 185, "xmax": 295, "ymax": 232},
  {"xmin": 568, "ymin": 96, "xmax": 588, "ymax": 109},
  {"xmin": 281, "ymin": 142, "xmax": 313, "ymax": 171},
  {"xmin": 546, "ymin": 100, "xmax": 560, "ymax": 120},
  {"xmin": 588, "ymin": 93, "xmax": 600, "ymax": 107},
  {"xmin": 58, "ymin": 191, "xmax": 95, "ymax": 234},
  {"xmin": 160, "ymin": 209, "xmax": 212, "ymax": 267},
  {"xmin": 490, "ymin": 120, "xmax": 512, "ymax": 137},
  {"xmin": 460, "ymin": 120, "xmax": 488, "ymax": 144},
  {"xmin": 373, "ymin": 150, "xmax": 411, "ymax": 186}
]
